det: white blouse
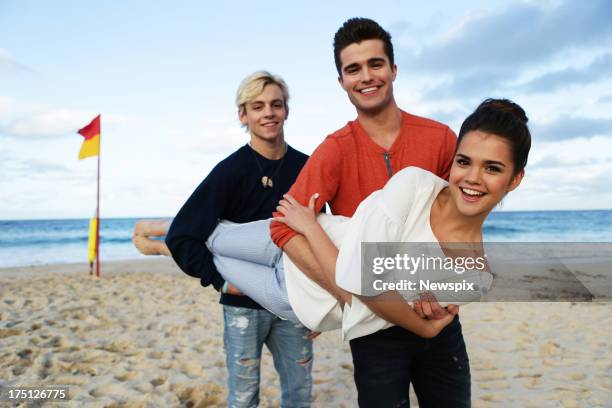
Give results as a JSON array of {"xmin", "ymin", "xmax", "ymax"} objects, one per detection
[
  {"xmin": 336, "ymin": 167, "xmax": 446, "ymax": 340},
  {"xmin": 284, "ymin": 167, "xmax": 490, "ymax": 340}
]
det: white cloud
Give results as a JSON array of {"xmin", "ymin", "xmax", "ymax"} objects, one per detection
[
  {"xmin": 5, "ymin": 108, "xmax": 94, "ymax": 138},
  {"xmin": 517, "ymin": 52, "xmax": 612, "ymax": 93},
  {"xmin": 530, "ymin": 136, "xmax": 612, "ymax": 166},
  {"xmin": 395, "ymin": 1, "xmax": 612, "ymax": 110},
  {"xmin": 0, "ymin": 96, "xmax": 139, "ymax": 139},
  {"xmin": 404, "ymin": 1, "xmax": 612, "ymax": 73},
  {"xmin": 0, "ymin": 49, "xmax": 34, "ymax": 74}
]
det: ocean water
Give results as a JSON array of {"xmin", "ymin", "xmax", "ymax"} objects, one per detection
[
  {"xmin": 483, "ymin": 210, "xmax": 612, "ymax": 242},
  {"xmin": 0, "ymin": 218, "xmax": 152, "ymax": 268},
  {"xmin": 0, "ymin": 211, "xmax": 611, "ymax": 268}
]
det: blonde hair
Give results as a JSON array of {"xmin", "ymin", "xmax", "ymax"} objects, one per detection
[{"xmin": 235, "ymin": 70, "xmax": 290, "ymax": 117}]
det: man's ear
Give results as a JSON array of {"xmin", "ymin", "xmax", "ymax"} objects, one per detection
[
  {"xmin": 507, "ymin": 169, "xmax": 524, "ymax": 193},
  {"xmin": 337, "ymin": 75, "xmax": 345, "ymax": 89},
  {"xmin": 238, "ymin": 106, "xmax": 247, "ymax": 125},
  {"xmin": 391, "ymin": 64, "xmax": 397, "ymax": 81}
]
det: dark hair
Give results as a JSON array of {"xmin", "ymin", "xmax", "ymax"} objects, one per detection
[
  {"xmin": 458, "ymin": 98, "xmax": 531, "ymax": 175},
  {"xmin": 333, "ymin": 18, "xmax": 394, "ymax": 76}
]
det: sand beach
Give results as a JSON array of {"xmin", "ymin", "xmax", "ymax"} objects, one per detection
[{"xmin": 1, "ymin": 259, "xmax": 610, "ymax": 407}]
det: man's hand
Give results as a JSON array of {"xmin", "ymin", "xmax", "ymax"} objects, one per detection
[
  {"xmin": 419, "ymin": 306, "xmax": 460, "ymax": 338},
  {"xmin": 414, "ymin": 300, "xmax": 459, "ymax": 320},
  {"xmin": 414, "ymin": 292, "xmax": 459, "ymax": 321},
  {"xmin": 361, "ymin": 291, "xmax": 459, "ymax": 339}
]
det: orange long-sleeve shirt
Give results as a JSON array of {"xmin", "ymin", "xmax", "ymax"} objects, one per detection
[{"xmin": 270, "ymin": 110, "xmax": 457, "ymax": 248}]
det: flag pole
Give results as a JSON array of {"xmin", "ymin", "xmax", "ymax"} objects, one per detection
[
  {"xmin": 78, "ymin": 114, "xmax": 102, "ymax": 277},
  {"xmin": 95, "ymin": 117, "xmax": 101, "ymax": 278}
]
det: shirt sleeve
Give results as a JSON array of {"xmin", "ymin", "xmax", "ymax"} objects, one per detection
[
  {"xmin": 270, "ymin": 137, "xmax": 342, "ymax": 248},
  {"xmin": 165, "ymin": 164, "xmax": 231, "ymax": 290}
]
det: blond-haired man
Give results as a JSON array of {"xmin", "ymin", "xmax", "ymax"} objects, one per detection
[{"xmin": 166, "ymin": 71, "xmax": 313, "ymax": 407}]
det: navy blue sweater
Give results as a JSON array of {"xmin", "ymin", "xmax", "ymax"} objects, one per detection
[{"xmin": 166, "ymin": 144, "xmax": 308, "ymax": 309}]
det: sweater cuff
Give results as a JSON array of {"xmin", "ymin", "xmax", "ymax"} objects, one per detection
[
  {"xmin": 276, "ymin": 230, "xmax": 299, "ymax": 249},
  {"xmin": 211, "ymin": 274, "xmax": 225, "ymax": 292},
  {"xmin": 270, "ymin": 219, "xmax": 299, "ymax": 249}
]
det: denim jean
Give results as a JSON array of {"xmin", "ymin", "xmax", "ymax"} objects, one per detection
[
  {"xmin": 223, "ymin": 305, "xmax": 313, "ymax": 408},
  {"xmin": 349, "ymin": 316, "xmax": 471, "ymax": 408}
]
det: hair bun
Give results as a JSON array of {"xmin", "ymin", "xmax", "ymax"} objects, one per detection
[{"xmin": 481, "ymin": 98, "xmax": 528, "ymax": 125}]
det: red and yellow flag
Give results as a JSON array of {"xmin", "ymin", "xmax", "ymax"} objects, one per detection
[{"xmin": 78, "ymin": 115, "xmax": 100, "ymax": 159}]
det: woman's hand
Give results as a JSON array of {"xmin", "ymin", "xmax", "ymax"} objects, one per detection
[{"xmin": 274, "ymin": 193, "xmax": 320, "ymax": 236}]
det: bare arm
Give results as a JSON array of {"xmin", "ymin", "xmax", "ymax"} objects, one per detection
[
  {"xmin": 277, "ymin": 194, "xmax": 351, "ymax": 305},
  {"xmin": 283, "ymin": 236, "xmax": 331, "ymax": 291},
  {"xmin": 283, "ymin": 234, "xmax": 351, "ymax": 305},
  {"xmin": 300, "ymin": 223, "xmax": 352, "ymax": 305},
  {"xmin": 359, "ymin": 293, "xmax": 459, "ymax": 338}
]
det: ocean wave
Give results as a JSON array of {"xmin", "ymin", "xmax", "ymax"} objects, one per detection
[
  {"xmin": 0, "ymin": 236, "xmax": 134, "ymax": 247},
  {"xmin": 483, "ymin": 225, "xmax": 522, "ymax": 234}
]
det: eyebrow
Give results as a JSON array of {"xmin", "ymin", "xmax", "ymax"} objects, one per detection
[
  {"xmin": 343, "ymin": 57, "xmax": 387, "ymax": 73},
  {"xmin": 456, "ymin": 154, "xmax": 506, "ymax": 167},
  {"xmin": 342, "ymin": 62, "xmax": 360, "ymax": 73},
  {"xmin": 249, "ymin": 98, "xmax": 283, "ymax": 105},
  {"xmin": 368, "ymin": 57, "xmax": 386, "ymax": 65}
]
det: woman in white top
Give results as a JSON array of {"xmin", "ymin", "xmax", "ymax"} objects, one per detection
[{"xmin": 274, "ymin": 98, "xmax": 530, "ymax": 407}]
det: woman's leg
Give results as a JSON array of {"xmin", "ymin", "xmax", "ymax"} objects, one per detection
[
  {"xmin": 207, "ymin": 219, "xmax": 281, "ymax": 267},
  {"xmin": 212, "ymin": 253, "xmax": 298, "ymax": 323},
  {"xmin": 206, "ymin": 218, "xmax": 297, "ymax": 322}
]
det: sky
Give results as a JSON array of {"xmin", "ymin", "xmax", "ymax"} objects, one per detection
[{"xmin": 1, "ymin": 0, "xmax": 612, "ymax": 220}]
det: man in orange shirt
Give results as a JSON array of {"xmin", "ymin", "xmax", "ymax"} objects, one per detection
[
  {"xmin": 270, "ymin": 18, "xmax": 456, "ymax": 303},
  {"xmin": 270, "ymin": 18, "xmax": 469, "ymax": 407}
]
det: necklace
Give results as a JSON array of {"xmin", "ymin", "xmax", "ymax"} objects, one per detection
[{"xmin": 249, "ymin": 142, "xmax": 288, "ymax": 189}]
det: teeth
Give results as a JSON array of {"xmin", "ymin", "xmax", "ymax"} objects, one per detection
[
  {"xmin": 360, "ymin": 87, "xmax": 377, "ymax": 94},
  {"xmin": 462, "ymin": 188, "xmax": 484, "ymax": 196}
]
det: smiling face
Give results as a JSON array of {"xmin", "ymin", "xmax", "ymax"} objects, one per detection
[
  {"xmin": 337, "ymin": 39, "xmax": 397, "ymax": 115},
  {"xmin": 449, "ymin": 130, "xmax": 524, "ymax": 218},
  {"xmin": 239, "ymin": 83, "xmax": 287, "ymax": 143}
]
